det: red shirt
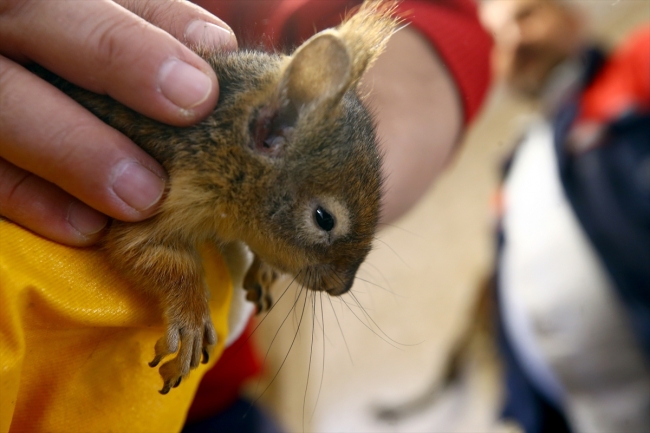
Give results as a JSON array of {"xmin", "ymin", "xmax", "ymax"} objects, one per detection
[
  {"xmin": 567, "ymin": 25, "xmax": 650, "ymax": 153},
  {"xmin": 579, "ymin": 25, "xmax": 650, "ymax": 124},
  {"xmin": 195, "ymin": 0, "xmax": 492, "ymax": 124}
]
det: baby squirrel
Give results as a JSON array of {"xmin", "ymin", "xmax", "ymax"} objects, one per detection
[{"xmin": 35, "ymin": 1, "xmax": 397, "ymax": 394}]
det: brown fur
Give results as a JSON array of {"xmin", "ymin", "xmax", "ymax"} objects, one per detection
[{"xmin": 33, "ymin": 1, "xmax": 398, "ymax": 394}]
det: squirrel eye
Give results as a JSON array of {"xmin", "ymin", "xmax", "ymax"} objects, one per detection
[{"xmin": 314, "ymin": 206, "xmax": 335, "ymax": 232}]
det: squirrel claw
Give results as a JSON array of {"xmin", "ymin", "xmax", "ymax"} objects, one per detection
[
  {"xmin": 157, "ymin": 370, "xmax": 183, "ymax": 394},
  {"xmin": 243, "ymin": 256, "xmax": 278, "ymax": 314},
  {"xmin": 149, "ymin": 355, "xmax": 163, "ymax": 368},
  {"xmin": 159, "ymin": 381, "xmax": 172, "ymax": 395},
  {"xmin": 152, "ymin": 308, "xmax": 216, "ymax": 394}
]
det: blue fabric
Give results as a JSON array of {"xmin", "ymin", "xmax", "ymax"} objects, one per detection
[
  {"xmin": 555, "ymin": 103, "xmax": 650, "ymax": 359},
  {"xmin": 494, "ymin": 226, "xmax": 572, "ymax": 433},
  {"xmin": 182, "ymin": 399, "xmax": 284, "ymax": 433},
  {"xmin": 497, "ymin": 47, "xmax": 650, "ymax": 432},
  {"xmin": 497, "ymin": 298, "xmax": 572, "ymax": 433}
]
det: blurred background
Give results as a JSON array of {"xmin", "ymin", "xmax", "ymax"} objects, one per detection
[{"xmin": 242, "ymin": 2, "xmax": 650, "ymax": 432}]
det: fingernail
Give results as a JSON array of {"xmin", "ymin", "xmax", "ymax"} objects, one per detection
[
  {"xmin": 159, "ymin": 58, "xmax": 212, "ymax": 109},
  {"xmin": 67, "ymin": 201, "xmax": 108, "ymax": 236},
  {"xmin": 112, "ymin": 161, "xmax": 166, "ymax": 212},
  {"xmin": 185, "ymin": 20, "xmax": 237, "ymax": 50}
]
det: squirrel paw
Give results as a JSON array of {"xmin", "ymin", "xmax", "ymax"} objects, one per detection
[
  {"xmin": 243, "ymin": 256, "xmax": 277, "ymax": 314},
  {"xmin": 149, "ymin": 312, "xmax": 217, "ymax": 394}
]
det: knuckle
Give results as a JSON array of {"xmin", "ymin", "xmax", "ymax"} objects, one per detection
[
  {"xmin": 0, "ymin": 0, "xmax": 30, "ymax": 17},
  {"xmin": 139, "ymin": 1, "xmax": 175, "ymax": 25},
  {"xmin": 0, "ymin": 158, "xmax": 30, "ymax": 209},
  {"xmin": 118, "ymin": 0, "xmax": 185, "ymax": 36},
  {"xmin": 45, "ymin": 120, "xmax": 96, "ymax": 169},
  {"xmin": 89, "ymin": 14, "xmax": 144, "ymax": 76},
  {"xmin": 0, "ymin": 59, "xmax": 21, "ymax": 116}
]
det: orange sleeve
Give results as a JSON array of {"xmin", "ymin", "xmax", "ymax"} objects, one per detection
[
  {"xmin": 580, "ymin": 25, "xmax": 650, "ymax": 123},
  {"xmin": 0, "ymin": 220, "xmax": 233, "ymax": 433}
]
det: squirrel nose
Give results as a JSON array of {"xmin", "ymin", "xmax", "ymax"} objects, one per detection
[
  {"xmin": 326, "ymin": 274, "xmax": 355, "ymax": 296},
  {"xmin": 304, "ymin": 262, "xmax": 361, "ymax": 296}
]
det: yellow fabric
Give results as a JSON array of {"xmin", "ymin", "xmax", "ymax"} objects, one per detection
[{"xmin": 0, "ymin": 219, "xmax": 232, "ymax": 433}]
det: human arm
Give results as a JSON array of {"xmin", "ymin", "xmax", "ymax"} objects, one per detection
[
  {"xmin": 360, "ymin": 0, "xmax": 493, "ymax": 223},
  {"xmin": 359, "ymin": 26, "xmax": 464, "ymax": 224}
]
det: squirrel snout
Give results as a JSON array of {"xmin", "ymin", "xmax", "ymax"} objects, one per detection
[
  {"xmin": 304, "ymin": 263, "xmax": 360, "ymax": 296},
  {"xmin": 326, "ymin": 278, "xmax": 354, "ymax": 296}
]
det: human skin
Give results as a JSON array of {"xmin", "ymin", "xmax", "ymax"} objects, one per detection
[
  {"xmin": 359, "ymin": 27, "xmax": 462, "ymax": 225},
  {"xmin": 0, "ymin": 0, "xmax": 236, "ymax": 245},
  {"xmin": 0, "ymin": 0, "xmax": 462, "ymax": 246},
  {"xmin": 480, "ymin": 0, "xmax": 583, "ymax": 98}
]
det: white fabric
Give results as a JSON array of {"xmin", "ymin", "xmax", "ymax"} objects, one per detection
[
  {"xmin": 500, "ymin": 119, "xmax": 650, "ymax": 432},
  {"xmin": 219, "ymin": 241, "xmax": 257, "ymax": 346},
  {"xmin": 500, "ymin": 120, "xmax": 570, "ymax": 407}
]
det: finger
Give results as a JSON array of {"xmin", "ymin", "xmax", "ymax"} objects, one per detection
[
  {"xmin": 115, "ymin": 0, "xmax": 238, "ymax": 50},
  {"xmin": 0, "ymin": 0, "xmax": 229, "ymax": 126},
  {"xmin": 0, "ymin": 158, "xmax": 108, "ymax": 246},
  {"xmin": 0, "ymin": 56, "xmax": 167, "ymax": 222}
]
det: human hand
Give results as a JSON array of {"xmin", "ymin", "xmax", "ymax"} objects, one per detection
[{"xmin": 0, "ymin": 0, "xmax": 237, "ymax": 246}]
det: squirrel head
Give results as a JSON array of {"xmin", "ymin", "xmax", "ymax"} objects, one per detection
[{"xmin": 196, "ymin": 2, "xmax": 398, "ymax": 295}]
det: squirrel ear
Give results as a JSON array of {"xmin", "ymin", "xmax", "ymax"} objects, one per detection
[{"xmin": 280, "ymin": 31, "xmax": 352, "ymax": 109}]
